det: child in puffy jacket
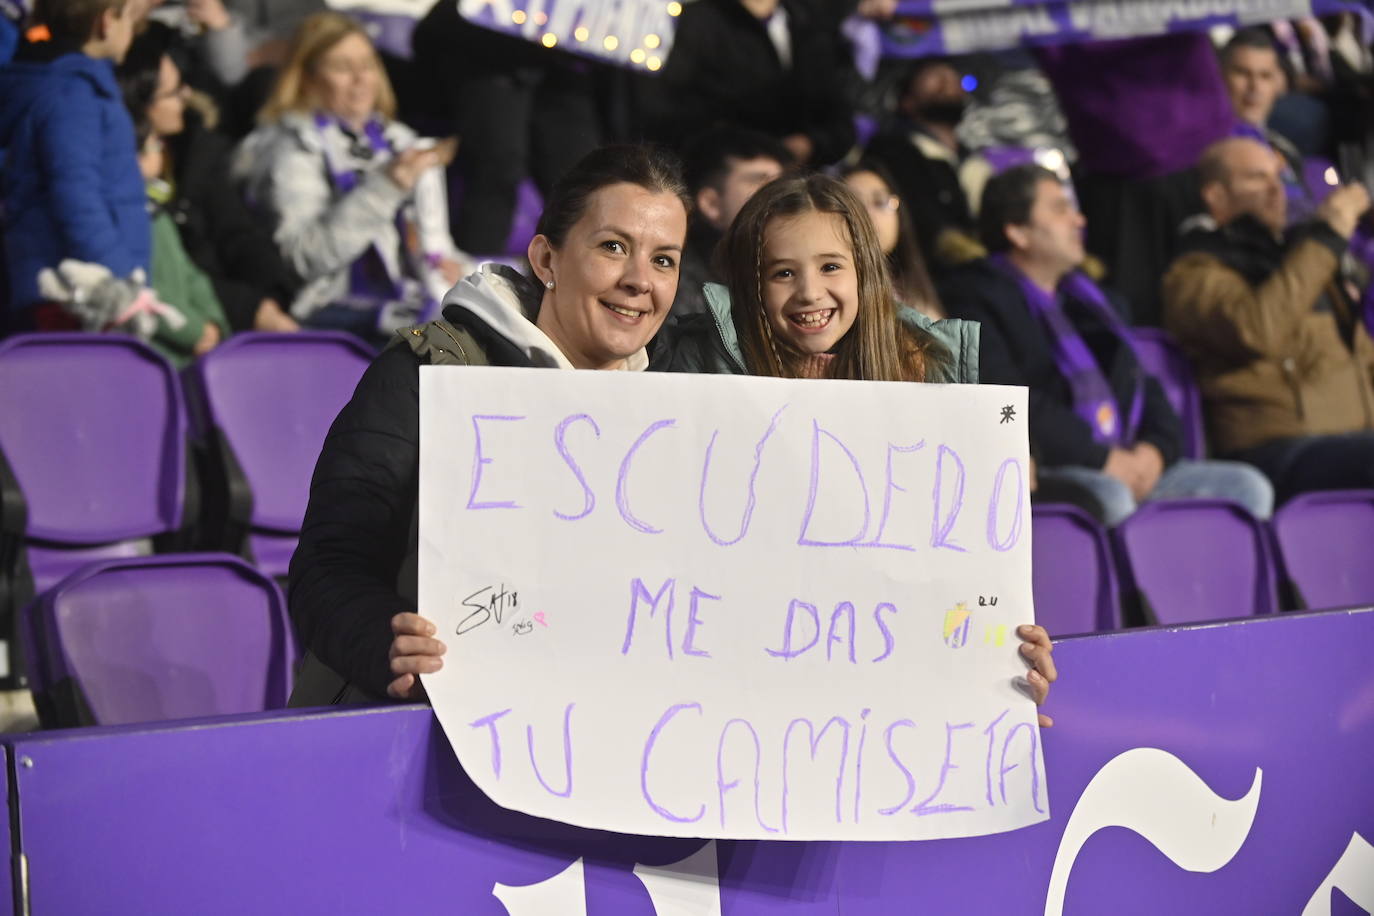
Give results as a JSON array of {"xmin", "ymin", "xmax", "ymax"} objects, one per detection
[{"xmin": 0, "ymin": 0, "xmax": 147, "ymax": 330}]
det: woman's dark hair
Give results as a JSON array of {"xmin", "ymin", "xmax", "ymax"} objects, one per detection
[
  {"xmin": 720, "ymin": 173, "xmax": 948, "ymax": 383},
  {"xmin": 116, "ymin": 22, "xmax": 175, "ymax": 146},
  {"xmin": 681, "ymin": 127, "xmax": 792, "ymax": 195},
  {"xmin": 535, "ymin": 145, "xmax": 692, "ymax": 248},
  {"xmin": 838, "ymin": 160, "xmax": 940, "ymax": 313},
  {"xmin": 977, "ymin": 163, "xmax": 1057, "ymax": 253}
]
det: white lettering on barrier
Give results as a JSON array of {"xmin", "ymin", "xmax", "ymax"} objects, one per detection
[
  {"xmin": 634, "ymin": 842, "xmax": 723, "ymax": 916},
  {"xmin": 421, "ymin": 368, "xmax": 1042, "ymax": 841},
  {"xmin": 493, "ymin": 856, "xmax": 588, "ymax": 916},
  {"xmin": 1043, "ymin": 748, "xmax": 1263, "ymax": 916},
  {"xmin": 1302, "ymin": 832, "xmax": 1374, "ymax": 916},
  {"xmin": 489, "ymin": 760, "xmax": 1363, "ymax": 913}
]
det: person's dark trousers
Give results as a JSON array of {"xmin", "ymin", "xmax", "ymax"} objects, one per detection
[
  {"xmin": 1230, "ymin": 432, "xmax": 1374, "ymax": 504},
  {"xmin": 452, "ymin": 70, "xmax": 600, "ymax": 254}
]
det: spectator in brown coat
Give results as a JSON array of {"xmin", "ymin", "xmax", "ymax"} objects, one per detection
[{"xmin": 1162, "ymin": 136, "xmax": 1374, "ymax": 501}]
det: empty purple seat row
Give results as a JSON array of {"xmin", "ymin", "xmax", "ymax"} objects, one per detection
[
  {"xmin": 0, "ymin": 332, "xmax": 373, "ymax": 687},
  {"xmin": 185, "ymin": 331, "xmax": 374, "ymax": 577},
  {"xmin": 24, "ymin": 552, "xmax": 296, "ymax": 728},
  {"xmin": 1032, "ymin": 490, "xmax": 1374, "ymax": 635}
]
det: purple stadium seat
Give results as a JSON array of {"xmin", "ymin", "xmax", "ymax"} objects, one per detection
[
  {"xmin": 1130, "ymin": 327, "xmax": 1206, "ymax": 460},
  {"xmin": 0, "ymin": 334, "xmax": 190, "ymax": 681},
  {"xmin": 1271, "ymin": 489, "xmax": 1374, "ymax": 611},
  {"xmin": 1113, "ymin": 499, "xmax": 1279, "ymax": 625},
  {"xmin": 24, "ymin": 553, "xmax": 295, "ymax": 727},
  {"xmin": 1031, "ymin": 503, "xmax": 1121, "ymax": 634},
  {"xmin": 189, "ymin": 332, "xmax": 373, "ymax": 577}
]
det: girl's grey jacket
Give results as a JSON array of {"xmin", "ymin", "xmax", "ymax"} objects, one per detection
[{"xmin": 650, "ymin": 282, "xmax": 981, "ymax": 383}]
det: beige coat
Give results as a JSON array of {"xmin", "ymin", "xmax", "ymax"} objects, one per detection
[{"xmin": 1162, "ymin": 229, "xmax": 1374, "ymax": 454}]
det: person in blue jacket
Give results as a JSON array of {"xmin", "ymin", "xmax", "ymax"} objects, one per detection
[
  {"xmin": 0, "ymin": 1, "xmax": 25, "ymax": 66},
  {"xmin": 0, "ymin": 0, "xmax": 146, "ymax": 331}
]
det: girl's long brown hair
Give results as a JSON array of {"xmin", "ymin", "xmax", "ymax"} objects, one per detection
[{"xmin": 720, "ymin": 173, "xmax": 948, "ymax": 382}]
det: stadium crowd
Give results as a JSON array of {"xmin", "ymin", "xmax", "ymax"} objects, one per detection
[{"xmin": 1, "ymin": 0, "xmax": 1372, "ymax": 713}]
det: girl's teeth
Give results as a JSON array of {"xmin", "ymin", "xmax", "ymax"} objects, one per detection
[
  {"xmin": 793, "ymin": 310, "xmax": 832, "ymax": 328},
  {"xmin": 606, "ymin": 304, "xmax": 639, "ymax": 318}
]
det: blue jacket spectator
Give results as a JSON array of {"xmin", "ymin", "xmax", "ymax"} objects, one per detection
[
  {"xmin": 0, "ymin": 0, "xmax": 23, "ymax": 66},
  {"xmin": 0, "ymin": 5, "xmax": 147, "ymax": 324}
]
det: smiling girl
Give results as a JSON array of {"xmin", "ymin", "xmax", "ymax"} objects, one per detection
[
  {"xmin": 653, "ymin": 173, "xmax": 977, "ymax": 384},
  {"xmin": 653, "ymin": 173, "xmax": 1057, "ymax": 724}
]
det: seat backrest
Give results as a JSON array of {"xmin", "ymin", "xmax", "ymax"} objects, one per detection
[
  {"xmin": 1129, "ymin": 327, "xmax": 1206, "ymax": 460},
  {"xmin": 1272, "ymin": 489, "xmax": 1374, "ymax": 611},
  {"xmin": 0, "ymin": 334, "xmax": 186, "ymax": 546},
  {"xmin": 1113, "ymin": 499, "xmax": 1278, "ymax": 625},
  {"xmin": 193, "ymin": 332, "xmax": 373, "ymax": 535},
  {"xmin": 1031, "ymin": 503, "xmax": 1121, "ymax": 634},
  {"xmin": 28, "ymin": 553, "xmax": 295, "ymax": 726}
]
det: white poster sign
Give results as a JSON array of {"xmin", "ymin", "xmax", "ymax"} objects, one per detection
[{"xmin": 420, "ymin": 367, "xmax": 1046, "ymax": 840}]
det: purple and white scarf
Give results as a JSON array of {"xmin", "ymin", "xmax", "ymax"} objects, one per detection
[
  {"xmin": 314, "ymin": 114, "xmax": 438, "ymax": 326},
  {"xmin": 990, "ymin": 254, "xmax": 1145, "ymax": 448}
]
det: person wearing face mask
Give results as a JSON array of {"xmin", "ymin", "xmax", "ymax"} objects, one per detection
[
  {"xmin": 942, "ymin": 164, "xmax": 1274, "ymax": 527},
  {"xmin": 232, "ymin": 12, "xmax": 470, "ymax": 341},
  {"xmin": 287, "ymin": 145, "xmax": 692, "ymax": 706},
  {"xmin": 865, "ymin": 58, "xmax": 981, "ymax": 277}
]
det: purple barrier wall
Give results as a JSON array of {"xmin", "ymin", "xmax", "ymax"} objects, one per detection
[
  {"xmin": 5, "ymin": 608, "xmax": 1373, "ymax": 914},
  {"xmin": 0, "ymin": 747, "xmax": 10, "ymax": 916}
]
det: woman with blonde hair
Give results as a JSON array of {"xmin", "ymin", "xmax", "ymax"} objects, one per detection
[{"xmin": 233, "ymin": 11, "xmax": 469, "ymax": 338}]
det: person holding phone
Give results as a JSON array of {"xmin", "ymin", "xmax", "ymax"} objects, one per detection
[{"xmin": 233, "ymin": 11, "xmax": 471, "ymax": 340}]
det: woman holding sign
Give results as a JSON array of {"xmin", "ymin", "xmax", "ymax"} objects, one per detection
[
  {"xmin": 653, "ymin": 172, "xmax": 1057, "ymax": 723},
  {"xmin": 287, "ymin": 145, "xmax": 692, "ymax": 705}
]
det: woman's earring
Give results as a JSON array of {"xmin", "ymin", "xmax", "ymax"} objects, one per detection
[{"xmin": 545, "ymin": 280, "xmax": 555, "ymax": 290}]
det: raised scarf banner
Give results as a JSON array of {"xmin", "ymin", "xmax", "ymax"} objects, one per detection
[
  {"xmin": 879, "ymin": 0, "xmax": 1373, "ymax": 58},
  {"xmin": 339, "ymin": 0, "xmax": 1371, "ymax": 68}
]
